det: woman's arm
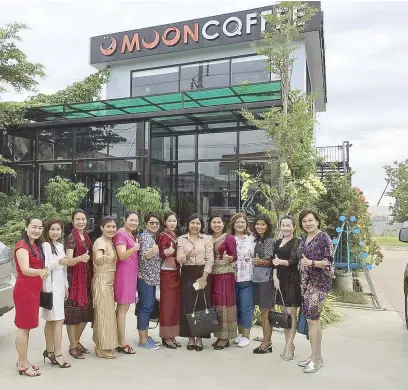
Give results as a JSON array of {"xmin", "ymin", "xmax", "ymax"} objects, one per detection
[
  {"xmin": 65, "ymin": 248, "xmax": 86, "ymax": 267},
  {"xmin": 176, "ymin": 237, "xmax": 187, "ymax": 264},
  {"xmin": 16, "ymin": 248, "xmax": 45, "ymax": 277},
  {"xmin": 115, "ymin": 244, "xmax": 138, "ymax": 261},
  {"xmin": 203, "ymin": 236, "xmax": 215, "ymax": 274}
]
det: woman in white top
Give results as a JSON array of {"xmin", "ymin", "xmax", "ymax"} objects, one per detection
[
  {"xmin": 42, "ymin": 219, "xmax": 70, "ymax": 368},
  {"xmin": 230, "ymin": 213, "xmax": 256, "ymax": 348}
]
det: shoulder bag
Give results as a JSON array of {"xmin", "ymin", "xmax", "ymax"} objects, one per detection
[
  {"xmin": 40, "ymin": 246, "xmax": 53, "ymax": 311},
  {"xmin": 185, "ymin": 290, "xmax": 219, "ymax": 337},
  {"xmin": 268, "ymin": 289, "xmax": 292, "ymax": 329}
]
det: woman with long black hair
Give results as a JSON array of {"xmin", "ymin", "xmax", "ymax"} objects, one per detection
[{"xmin": 14, "ymin": 217, "xmax": 48, "ymax": 377}]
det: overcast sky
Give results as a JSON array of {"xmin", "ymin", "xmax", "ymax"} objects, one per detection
[{"xmin": 1, "ymin": 0, "xmax": 407, "ymax": 206}]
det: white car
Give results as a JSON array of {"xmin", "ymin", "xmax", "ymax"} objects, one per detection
[{"xmin": 0, "ymin": 242, "xmax": 15, "ymax": 317}]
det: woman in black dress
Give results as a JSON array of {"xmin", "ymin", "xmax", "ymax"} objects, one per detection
[{"xmin": 272, "ymin": 215, "xmax": 301, "ymax": 361}]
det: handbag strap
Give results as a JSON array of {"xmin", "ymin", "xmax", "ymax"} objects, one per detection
[
  {"xmin": 276, "ymin": 287, "xmax": 289, "ymax": 315},
  {"xmin": 192, "ymin": 289, "xmax": 208, "ymax": 313}
]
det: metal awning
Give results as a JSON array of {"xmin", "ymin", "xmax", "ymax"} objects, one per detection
[{"xmin": 25, "ymin": 81, "xmax": 281, "ymax": 123}]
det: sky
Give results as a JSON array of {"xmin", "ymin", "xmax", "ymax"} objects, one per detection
[{"xmin": 1, "ymin": 0, "xmax": 407, "ymax": 206}]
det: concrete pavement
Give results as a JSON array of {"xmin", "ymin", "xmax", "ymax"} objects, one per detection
[{"xmin": 0, "ymin": 302, "xmax": 407, "ymax": 389}]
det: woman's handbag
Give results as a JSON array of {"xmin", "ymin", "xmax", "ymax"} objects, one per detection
[
  {"xmin": 297, "ymin": 311, "xmax": 309, "ymax": 339},
  {"xmin": 135, "ymin": 299, "xmax": 160, "ymax": 329},
  {"xmin": 268, "ymin": 289, "xmax": 292, "ymax": 329},
  {"xmin": 40, "ymin": 291, "xmax": 53, "ymax": 310},
  {"xmin": 185, "ymin": 290, "xmax": 219, "ymax": 337}
]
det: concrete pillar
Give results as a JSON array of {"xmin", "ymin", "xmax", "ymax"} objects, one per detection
[{"xmin": 334, "ymin": 270, "xmax": 354, "ymax": 292}]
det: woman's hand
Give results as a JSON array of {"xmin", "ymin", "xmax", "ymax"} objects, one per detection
[
  {"xmin": 39, "ymin": 268, "xmax": 48, "ymax": 280},
  {"xmin": 133, "ymin": 242, "xmax": 140, "ymax": 251},
  {"xmin": 222, "ymin": 251, "xmax": 233, "ymax": 263},
  {"xmin": 253, "ymin": 256, "xmax": 263, "ymax": 266},
  {"xmin": 80, "ymin": 251, "xmax": 90, "ymax": 263},
  {"xmin": 196, "ymin": 277, "xmax": 207, "ymax": 290},
  {"xmin": 59, "ymin": 257, "xmax": 68, "ymax": 267},
  {"xmin": 300, "ymin": 255, "xmax": 313, "ymax": 267},
  {"xmin": 164, "ymin": 244, "xmax": 175, "ymax": 256},
  {"xmin": 272, "ymin": 257, "xmax": 282, "ymax": 267}
]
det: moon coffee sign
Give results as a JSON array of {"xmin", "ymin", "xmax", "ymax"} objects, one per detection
[{"xmin": 90, "ymin": 3, "xmax": 322, "ymax": 65}]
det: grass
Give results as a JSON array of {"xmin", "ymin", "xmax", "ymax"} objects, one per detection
[
  {"xmin": 374, "ymin": 236, "xmax": 407, "ymax": 247},
  {"xmin": 331, "ymin": 289, "xmax": 368, "ymax": 305}
]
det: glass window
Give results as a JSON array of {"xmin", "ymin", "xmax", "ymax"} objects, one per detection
[
  {"xmin": 6, "ymin": 133, "xmax": 35, "ymax": 162},
  {"xmin": 39, "ymin": 162, "xmax": 73, "ymax": 201},
  {"xmin": 132, "ymin": 66, "xmax": 179, "ymax": 97},
  {"xmin": 198, "ymin": 161, "xmax": 237, "ymax": 221},
  {"xmin": 177, "ymin": 134, "xmax": 195, "ymax": 160},
  {"xmin": 37, "ymin": 128, "xmax": 74, "ymax": 161},
  {"xmin": 239, "ymin": 130, "xmax": 271, "ymax": 157},
  {"xmin": 10, "ymin": 164, "xmax": 35, "ymax": 196},
  {"xmin": 198, "ymin": 131, "xmax": 237, "ymax": 160},
  {"xmin": 151, "ymin": 136, "xmax": 176, "ymax": 162},
  {"xmin": 75, "ymin": 126, "xmax": 116, "ymax": 159},
  {"xmin": 231, "ymin": 55, "xmax": 270, "ymax": 85},
  {"xmin": 180, "ymin": 60, "xmax": 230, "ymax": 91}
]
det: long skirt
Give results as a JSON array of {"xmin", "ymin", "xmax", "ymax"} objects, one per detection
[
  {"xmin": 160, "ymin": 269, "xmax": 180, "ymax": 338},
  {"xmin": 179, "ymin": 265, "xmax": 212, "ymax": 338},
  {"xmin": 92, "ymin": 272, "xmax": 118, "ymax": 350},
  {"xmin": 211, "ymin": 273, "xmax": 237, "ymax": 340}
]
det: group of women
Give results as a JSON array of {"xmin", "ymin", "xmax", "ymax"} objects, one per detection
[{"xmin": 12, "ymin": 207, "xmax": 334, "ymax": 377}]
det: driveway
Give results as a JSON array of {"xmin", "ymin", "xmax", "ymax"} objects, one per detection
[
  {"xmin": 370, "ymin": 248, "xmax": 407, "ymax": 320},
  {"xmin": 0, "ymin": 303, "xmax": 407, "ymax": 389}
]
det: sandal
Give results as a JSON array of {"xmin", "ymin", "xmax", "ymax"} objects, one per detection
[
  {"xmin": 53, "ymin": 354, "xmax": 71, "ymax": 368},
  {"xmin": 17, "ymin": 365, "xmax": 41, "ymax": 377},
  {"xmin": 253, "ymin": 344, "xmax": 273, "ymax": 354},
  {"xmin": 116, "ymin": 344, "xmax": 135, "ymax": 354},
  {"xmin": 77, "ymin": 343, "xmax": 90, "ymax": 354},
  {"xmin": 69, "ymin": 347, "xmax": 84, "ymax": 360}
]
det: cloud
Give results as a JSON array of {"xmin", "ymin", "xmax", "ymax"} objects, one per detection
[{"xmin": 1, "ymin": 0, "xmax": 407, "ymax": 206}]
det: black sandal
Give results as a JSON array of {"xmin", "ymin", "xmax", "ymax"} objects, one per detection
[
  {"xmin": 53, "ymin": 355, "xmax": 71, "ymax": 368},
  {"xmin": 253, "ymin": 344, "xmax": 273, "ymax": 354},
  {"xmin": 69, "ymin": 347, "xmax": 84, "ymax": 359},
  {"xmin": 214, "ymin": 340, "xmax": 229, "ymax": 350}
]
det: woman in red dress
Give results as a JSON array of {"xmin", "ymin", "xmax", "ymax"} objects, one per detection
[
  {"xmin": 14, "ymin": 217, "xmax": 48, "ymax": 377},
  {"xmin": 158, "ymin": 211, "xmax": 181, "ymax": 349}
]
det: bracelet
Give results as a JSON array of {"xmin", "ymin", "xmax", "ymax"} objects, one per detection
[{"xmin": 312, "ymin": 260, "xmax": 315, "ymax": 267}]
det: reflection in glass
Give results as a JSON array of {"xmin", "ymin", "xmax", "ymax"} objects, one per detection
[
  {"xmin": 198, "ymin": 161, "xmax": 237, "ymax": 221},
  {"xmin": 177, "ymin": 135, "xmax": 195, "ymax": 160},
  {"xmin": 11, "ymin": 165, "xmax": 35, "ymax": 196},
  {"xmin": 239, "ymin": 130, "xmax": 270, "ymax": 157},
  {"xmin": 151, "ymin": 136, "xmax": 175, "ymax": 162},
  {"xmin": 198, "ymin": 131, "xmax": 237, "ymax": 160},
  {"xmin": 181, "ymin": 60, "xmax": 230, "ymax": 91},
  {"xmin": 38, "ymin": 129, "xmax": 74, "ymax": 161},
  {"xmin": 6, "ymin": 134, "xmax": 35, "ymax": 162},
  {"xmin": 132, "ymin": 67, "xmax": 179, "ymax": 97},
  {"xmin": 231, "ymin": 55, "xmax": 270, "ymax": 85},
  {"xmin": 39, "ymin": 162, "xmax": 73, "ymax": 201}
]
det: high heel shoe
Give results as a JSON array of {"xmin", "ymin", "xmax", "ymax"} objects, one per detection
[
  {"xmin": 52, "ymin": 354, "xmax": 72, "ymax": 368},
  {"xmin": 17, "ymin": 365, "xmax": 41, "ymax": 377},
  {"xmin": 161, "ymin": 338, "xmax": 177, "ymax": 349},
  {"xmin": 43, "ymin": 350, "xmax": 57, "ymax": 364},
  {"xmin": 253, "ymin": 344, "xmax": 273, "ymax": 354}
]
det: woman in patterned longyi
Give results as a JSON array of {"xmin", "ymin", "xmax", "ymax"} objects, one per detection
[{"xmin": 297, "ymin": 210, "xmax": 334, "ymax": 374}]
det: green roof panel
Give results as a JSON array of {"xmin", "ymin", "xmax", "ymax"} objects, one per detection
[{"xmin": 25, "ymin": 81, "xmax": 281, "ymax": 122}]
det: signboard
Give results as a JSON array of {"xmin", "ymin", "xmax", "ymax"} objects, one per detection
[{"xmin": 90, "ymin": 2, "xmax": 322, "ymax": 65}]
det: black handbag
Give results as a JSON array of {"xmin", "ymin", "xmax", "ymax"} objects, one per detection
[
  {"xmin": 185, "ymin": 290, "xmax": 219, "ymax": 337},
  {"xmin": 40, "ymin": 291, "xmax": 53, "ymax": 310},
  {"xmin": 268, "ymin": 289, "xmax": 292, "ymax": 329}
]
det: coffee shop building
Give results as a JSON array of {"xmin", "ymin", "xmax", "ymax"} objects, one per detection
[{"xmin": 2, "ymin": 3, "xmax": 327, "ymax": 227}]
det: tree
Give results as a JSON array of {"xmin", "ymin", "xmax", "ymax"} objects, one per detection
[
  {"xmin": 239, "ymin": 2, "xmax": 325, "ymax": 229},
  {"xmin": 116, "ymin": 180, "xmax": 170, "ymax": 228},
  {"xmin": 384, "ymin": 159, "xmax": 408, "ymax": 223},
  {"xmin": 45, "ymin": 176, "xmax": 89, "ymax": 223},
  {"xmin": 0, "ymin": 23, "xmax": 45, "ymax": 94}
]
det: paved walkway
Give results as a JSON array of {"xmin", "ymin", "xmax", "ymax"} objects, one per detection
[{"xmin": 0, "ymin": 303, "xmax": 407, "ymax": 389}]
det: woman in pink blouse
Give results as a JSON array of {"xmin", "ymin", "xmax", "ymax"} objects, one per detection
[
  {"xmin": 113, "ymin": 211, "xmax": 140, "ymax": 355},
  {"xmin": 177, "ymin": 214, "xmax": 214, "ymax": 351}
]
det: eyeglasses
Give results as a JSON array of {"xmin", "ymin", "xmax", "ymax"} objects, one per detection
[{"xmin": 148, "ymin": 221, "xmax": 160, "ymax": 226}]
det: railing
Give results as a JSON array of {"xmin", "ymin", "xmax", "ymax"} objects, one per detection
[{"xmin": 316, "ymin": 141, "xmax": 350, "ymax": 164}]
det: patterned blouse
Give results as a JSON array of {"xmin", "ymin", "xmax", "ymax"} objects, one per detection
[
  {"xmin": 253, "ymin": 236, "xmax": 275, "ymax": 283},
  {"xmin": 298, "ymin": 231, "xmax": 334, "ymax": 293},
  {"xmin": 235, "ymin": 235, "xmax": 256, "ymax": 282},
  {"xmin": 139, "ymin": 230, "xmax": 161, "ymax": 286}
]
